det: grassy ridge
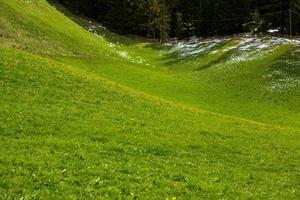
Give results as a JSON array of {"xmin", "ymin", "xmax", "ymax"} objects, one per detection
[
  {"xmin": 51, "ymin": 2, "xmax": 300, "ymax": 128},
  {"xmin": 57, "ymin": 44, "xmax": 300, "ymax": 128},
  {"xmin": 0, "ymin": 0, "xmax": 300, "ymax": 199},
  {"xmin": 1, "ymin": 45, "xmax": 300, "ymax": 199},
  {"xmin": 1, "ymin": 0, "xmax": 299, "ymax": 127}
]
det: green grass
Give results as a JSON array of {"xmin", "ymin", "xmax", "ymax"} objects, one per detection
[{"xmin": 1, "ymin": 0, "xmax": 300, "ymax": 199}]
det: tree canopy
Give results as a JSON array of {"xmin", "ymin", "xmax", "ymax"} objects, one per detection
[{"xmin": 55, "ymin": 0, "xmax": 300, "ymax": 39}]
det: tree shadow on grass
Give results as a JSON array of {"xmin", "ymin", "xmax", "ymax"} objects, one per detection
[{"xmin": 151, "ymin": 40, "xmax": 237, "ymax": 71}]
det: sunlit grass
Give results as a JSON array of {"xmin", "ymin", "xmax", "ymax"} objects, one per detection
[{"xmin": 0, "ymin": 0, "xmax": 300, "ymax": 199}]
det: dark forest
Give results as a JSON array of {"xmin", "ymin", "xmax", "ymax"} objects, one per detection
[{"xmin": 54, "ymin": 0, "xmax": 300, "ymax": 39}]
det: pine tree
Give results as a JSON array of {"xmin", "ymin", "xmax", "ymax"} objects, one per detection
[
  {"xmin": 175, "ymin": 11, "xmax": 185, "ymax": 39},
  {"xmin": 158, "ymin": 2, "xmax": 171, "ymax": 42},
  {"xmin": 144, "ymin": 0, "xmax": 171, "ymax": 41},
  {"xmin": 53, "ymin": 0, "xmax": 300, "ymax": 38},
  {"xmin": 248, "ymin": 9, "xmax": 263, "ymax": 33}
]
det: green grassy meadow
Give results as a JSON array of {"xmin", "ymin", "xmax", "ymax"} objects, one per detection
[{"xmin": 0, "ymin": 0, "xmax": 300, "ymax": 199}]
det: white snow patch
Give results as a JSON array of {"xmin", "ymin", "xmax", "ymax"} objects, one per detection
[
  {"xmin": 167, "ymin": 38, "xmax": 228, "ymax": 57},
  {"xmin": 257, "ymin": 44, "xmax": 270, "ymax": 49},
  {"xmin": 222, "ymin": 45, "xmax": 239, "ymax": 52},
  {"xmin": 118, "ymin": 51, "xmax": 130, "ymax": 58},
  {"xmin": 265, "ymin": 69, "xmax": 300, "ymax": 92},
  {"xmin": 98, "ymin": 25, "xmax": 107, "ymax": 29},
  {"xmin": 165, "ymin": 36, "xmax": 299, "ymax": 65},
  {"xmin": 267, "ymin": 78, "xmax": 300, "ymax": 92},
  {"xmin": 267, "ymin": 29, "xmax": 279, "ymax": 33},
  {"xmin": 109, "ymin": 43, "xmax": 116, "ymax": 48},
  {"xmin": 227, "ymin": 37, "xmax": 300, "ymax": 64}
]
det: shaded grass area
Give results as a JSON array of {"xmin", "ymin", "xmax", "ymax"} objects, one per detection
[{"xmin": 162, "ymin": 39, "xmax": 240, "ymax": 72}]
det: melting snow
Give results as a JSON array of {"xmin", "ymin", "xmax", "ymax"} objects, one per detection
[
  {"xmin": 267, "ymin": 29, "xmax": 279, "ymax": 33},
  {"xmin": 109, "ymin": 43, "xmax": 116, "ymax": 48},
  {"xmin": 167, "ymin": 36, "xmax": 300, "ymax": 60},
  {"xmin": 228, "ymin": 37, "xmax": 300, "ymax": 64},
  {"xmin": 265, "ymin": 60, "xmax": 300, "ymax": 92},
  {"xmin": 267, "ymin": 77, "xmax": 300, "ymax": 92},
  {"xmin": 166, "ymin": 35, "xmax": 300, "ymax": 92},
  {"xmin": 98, "ymin": 25, "xmax": 107, "ymax": 30},
  {"xmin": 118, "ymin": 51, "xmax": 130, "ymax": 58},
  {"xmin": 167, "ymin": 38, "xmax": 228, "ymax": 57}
]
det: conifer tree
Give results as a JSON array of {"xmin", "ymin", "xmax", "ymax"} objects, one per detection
[
  {"xmin": 175, "ymin": 11, "xmax": 185, "ymax": 39},
  {"xmin": 53, "ymin": 0, "xmax": 300, "ymax": 38}
]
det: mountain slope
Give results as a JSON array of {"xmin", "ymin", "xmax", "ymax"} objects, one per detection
[
  {"xmin": 1, "ymin": 42, "xmax": 300, "ymax": 199},
  {"xmin": 0, "ymin": 0, "xmax": 300, "ymax": 199},
  {"xmin": 1, "ymin": 0, "xmax": 300, "ymax": 128}
]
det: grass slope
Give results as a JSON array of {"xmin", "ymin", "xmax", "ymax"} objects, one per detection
[
  {"xmin": 1, "ymin": 0, "xmax": 300, "ymax": 128},
  {"xmin": 0, "ymin": 0, "xmax": 300, "ymax": 199}
]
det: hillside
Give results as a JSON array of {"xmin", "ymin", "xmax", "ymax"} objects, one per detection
[{"xmin": 0, "ymin": 0, "xmax": 300, "ymax": 199}]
